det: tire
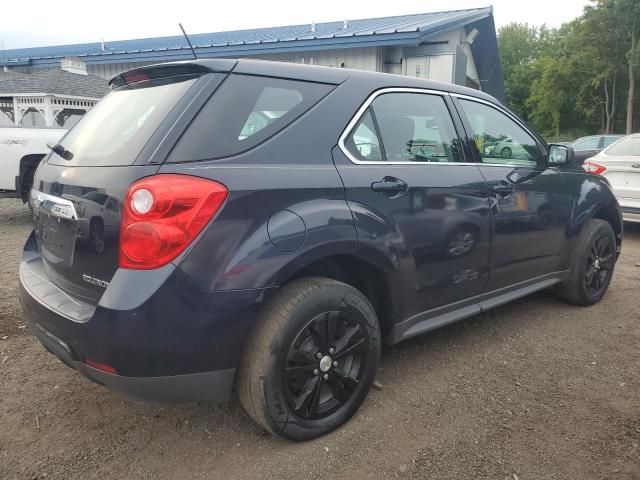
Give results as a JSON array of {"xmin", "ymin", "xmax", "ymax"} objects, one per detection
[
  {"xmin": 556, "ymin": 219, "xmax": 616, "ymax": 306},
  {"xmin": 237, "ymin": 277, "xmax": 381, "ymax": 441},
  {"xmin": 501, "ymin": 146, "xmax": 512, "ymax": 158}
]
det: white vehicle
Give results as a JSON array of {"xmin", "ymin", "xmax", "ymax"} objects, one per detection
[
  {"xmin": 584, "ymin": 133, "xmax": 640, "ymax": 223},
  {"xmin": 0, "ymin": 127, "xmax": 66, "ymax": 202}
]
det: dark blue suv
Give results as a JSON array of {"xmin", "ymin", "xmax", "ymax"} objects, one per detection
[{"xmin": 20, "ymin": 59, "xmax": 622, "ymax": 440}]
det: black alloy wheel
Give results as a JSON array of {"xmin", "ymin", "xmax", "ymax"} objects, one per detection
[
  {"xmin": 556, "ymin": 218, "xmax": 617, "ymax": 306},
  {"xmin": 283, "ymin": 310, "xmax": 368, "ymax": 420},
  {"xmin": 584, "ymin": 233, "xmax": 614, "ymax": 295},
  {"xmin": 237, "ymin": 277, "xmax": 380, "ymax": 441}
]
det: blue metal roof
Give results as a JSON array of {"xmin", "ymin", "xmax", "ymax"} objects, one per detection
[{"xmin": 1, "ymin": 7, "xmax": 493, "ymax": 67}]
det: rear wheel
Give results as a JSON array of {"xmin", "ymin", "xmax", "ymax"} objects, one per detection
[
  {"xmin": 237, "ymin": 277, "xmax": 380, "ymax": 441},
  {"xmin": 557, "ymin": 219, "xmax": 616, "ymax": 305},
  {"xmin": 501, "ymin": 146, "xmax": 512, "ymax": 158}
]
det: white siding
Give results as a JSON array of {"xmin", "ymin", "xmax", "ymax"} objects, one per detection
[
  {"xmin": 0, "ymin": 27, "xmax": 482, "ymax": 87},
  {"xmin": 58, "ymin": 47, "xmax": 380, "ymax": 81},
  {"xmin": 87, "ymin": 61, "xmax": 156, "ymax": 80},
  {"xmin": 252, "ymin": 46, "xmax": 380, "ymax": 71}
]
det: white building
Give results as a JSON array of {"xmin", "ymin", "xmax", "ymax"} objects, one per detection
[
  {"xmin": 0, "ymin": 7, "xmax": 504, "ymax": 101},
  {"xmin": 0, "ymin": 58, "xmax": 108, "ymax": 128}
]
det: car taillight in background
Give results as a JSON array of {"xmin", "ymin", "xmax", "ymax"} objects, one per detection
[
  {"xmin": 583, "ymin": 161, "xmax": 607, "ymax": 175},
  {"xmin": 119, "ymin": 174, "xmax": 228, "ymax": 270}
]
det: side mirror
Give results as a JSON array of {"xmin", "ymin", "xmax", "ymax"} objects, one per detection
[{"xmin": 548, "ymin": 143, "xmax": 575, "ymax": 166}]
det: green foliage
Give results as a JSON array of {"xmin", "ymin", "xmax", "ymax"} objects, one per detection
[{"xmin": 498, "ymin": 0, "xmax": 640, "ymax": 139}]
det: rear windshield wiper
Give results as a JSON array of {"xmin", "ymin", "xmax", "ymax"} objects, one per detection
[{"xmin": 46, "ymin": 142, "xmax": 74, "ymax": 161}]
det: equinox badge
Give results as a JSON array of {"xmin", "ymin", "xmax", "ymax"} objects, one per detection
[{"xmin": 82, "ymin": 274, "xmax": 109, "ymax": 288}]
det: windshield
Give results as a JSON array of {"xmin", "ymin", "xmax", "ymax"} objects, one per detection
[
  {"xmin": 48, "ymin": 75, "xmax": 198, "ymax": 166},
  {"xmin": 605, "ymin": 136, "xmax": 640, "ymax": 156}
]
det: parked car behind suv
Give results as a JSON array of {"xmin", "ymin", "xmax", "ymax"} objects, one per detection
[
  {"xmin": 571, "ymin": 134, "xmax": 623, "ymax": 164},
  {"xmin": 20, "ymin": 60, "xmax": 622, "ymax": 441},
  {"xmin": 583, "ymin": 133, "xmax": 640, "ymax": 223}
]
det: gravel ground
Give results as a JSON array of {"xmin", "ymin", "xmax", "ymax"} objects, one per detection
[{"xmin": 1, "ymin": 197, "xmax": 639, "ymax": 480}]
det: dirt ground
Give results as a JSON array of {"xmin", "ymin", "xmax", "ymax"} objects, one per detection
[{"xmin": 1, "ymin": 197, "xmax": 639, "ymax": 480}]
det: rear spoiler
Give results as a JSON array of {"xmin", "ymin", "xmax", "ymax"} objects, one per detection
[{"xmin": 109, "ymin": 59, "xmax": 237, "ymax": 88}]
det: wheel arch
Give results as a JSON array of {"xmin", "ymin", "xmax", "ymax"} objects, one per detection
[
  {"xmin": 569, "ymin": 176, "xmax": 623, "ymax": 257},
  {"xmin": 592, "ymin": 202, "xmax": 623, "ymax": 253},
  {"xmin": 18, "ymin": 154, "xmax": 46, "ymax": 203},
  {"xmin": 275, "ymin": 252, "xmax": 398, "ymax": 340}
]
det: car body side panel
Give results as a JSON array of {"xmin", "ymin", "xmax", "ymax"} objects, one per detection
[
  {"xmin": 332, "ymin": 148, "xmax": 492, "ymax": 322},
  {"xmin": 476, "ymin": 165, "xmax": 574, "ymax": 290},
  {"xmin": 560, "ymin": 169, "xmax": 623, "ymax": 252},
  {"xmin": 165, "ymin": 163, "xmax": 359, "ymax": 292},
  {"xmin": 158, "ymin": 101, "xmax": 361, "ymax": 291}
]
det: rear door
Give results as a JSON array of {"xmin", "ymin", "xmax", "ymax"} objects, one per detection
[
  {"xmin": 30, "ymin": 68, "xmax": 226, "ymax": 303},
  {"xmin": 453, "ymin": 95, "xmax": 573, "ymax": 291},
  {"xmin": 333, "ymin": 89, "xmax": 491, "ymax": 320}
]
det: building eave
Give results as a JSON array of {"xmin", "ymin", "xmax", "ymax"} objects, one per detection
[{"xmin": 0, "ymin": 7, "xmax": 493, "ymax": 68}]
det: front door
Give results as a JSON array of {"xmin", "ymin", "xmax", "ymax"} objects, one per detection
[
  {"xmin": 333, "ymin": 90, "xmax": 491, "ymax": 321},
  {"xmin": 453, "ymin": 96, "xmax": 573, "ymax": 292}
]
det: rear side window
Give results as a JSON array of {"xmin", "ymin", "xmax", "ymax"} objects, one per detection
[
  {"xmin": 344, "ymin": 109, "xmax": 383, "ymax": 162},
  {"xmin": 344, "ymin": 92, "xmax": 462, "ymax": 163},
  {"xmin": 168, "ymin": 75, "xmax": 333, "ymax": 162},
  {"xmin": 572, "ymin": 137, "xmax": 599, "ymax": 151},
  {"xmin": 605, "ymin": 136, "xmax": 640, "ymax": 156},
  {"xmin": 602, "ymin": 136, "xmax": 621, "ymax": 148}
]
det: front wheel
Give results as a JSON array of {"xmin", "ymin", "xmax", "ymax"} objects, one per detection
[
  {"xmin": 556, "ymin": 219, "xmax": 616, "ymax": 305},
  {"xmin": 237, "ymin": 277, "xmax": 381, "ymax": 441}
]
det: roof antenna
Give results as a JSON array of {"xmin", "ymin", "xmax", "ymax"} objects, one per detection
[{"xmin": 179, "ymin": 23, "xmax": 198, "ymax": 59}]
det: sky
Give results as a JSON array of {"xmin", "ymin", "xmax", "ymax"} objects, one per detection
[{"xmin": 1, "ymin": 0, "xmax": 591, "ymax": 51}]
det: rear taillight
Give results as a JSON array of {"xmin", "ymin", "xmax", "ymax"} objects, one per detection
[
  {"xmin": 84, "ymin": 358, "xmax": 118, "ymax": 375},
  {"xmin": 583, "ymin": 161, "xmax": 607, "ymax": 175},
  {"xmin": 119, "ymin": 174, "xmax": 228, "ymax": 270}
]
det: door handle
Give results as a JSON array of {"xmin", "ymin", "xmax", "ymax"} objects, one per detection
[
  {"xmin": 491, "ymin": 182, "xmax": 514, "ymax": 196},
  {"xmin": 371, "ymin": 176, "xmax": 408, "ymax": 195}
]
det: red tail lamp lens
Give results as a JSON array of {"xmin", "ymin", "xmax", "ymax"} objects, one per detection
[
  {"xmin": 120, "ymin": 174, "xmax": 228, "ymax": 270},
  {"xmin": 583, "ymin": 161, "xmax": 606, "ymax": 175},
  {"xmin": 84, "ymin": 359, "xmax": 118, "ymax": 375}
]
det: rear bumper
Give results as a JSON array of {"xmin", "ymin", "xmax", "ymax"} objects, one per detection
[
  {"xmin": 29, "ymin": 318, "xmax": 234, "ymax": 403},
  {"xmin": 620, "ymin": 206, "xmax": 640, "ymax": 223},
  {"xmin": 19, "ymin": 233, "xmax": 273, "ymax": 403}
]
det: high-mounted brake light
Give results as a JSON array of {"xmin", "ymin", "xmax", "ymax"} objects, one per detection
[
  {"xmin": 122, "ymin": 71, "xmax": 149, "ymax": 84},
  {"xmin": 583, "ymin": 161, "xmax": 607, "ymax": 175},
  {"xmin": 119, "ymin": 174, "xmax": 228, "ymax": 270}
]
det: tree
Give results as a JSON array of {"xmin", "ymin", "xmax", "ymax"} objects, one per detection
[
  {"xmin": 498, "ymin": 0, "xmax": 640, "ymax": 139},
  {"xmin": 611, "ymin": 0, "xmax": 640, "ymax": 133},
  {"xmin": 527, "ymin": 57, "xmax": 572, "ymax": 137},
  {"xmin": 498, "ymin": 23, "xmax": 562, "ymax": 121}
]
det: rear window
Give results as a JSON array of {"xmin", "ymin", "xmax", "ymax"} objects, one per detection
[
  {"xmin": 605, "ymin": 136, "xmax": 640, "ymax": 156},
  {"xmin": 48, "ymin": 75, "xmax": 198, "ymax": 166},
  {"xmin": 167, "ymin": 74, "xmax": 333, "ymax": 162}
]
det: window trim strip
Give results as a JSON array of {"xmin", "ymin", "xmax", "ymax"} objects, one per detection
[{"xmin": 338, "ymin": 87, "xmax": 477, "ymax": 166}]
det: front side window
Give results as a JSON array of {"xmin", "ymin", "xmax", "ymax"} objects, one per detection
[
  {"xmin": 168, "ymin": 75, "xmax": 333, "ymax": 162},
  {"xmin": 604, "ymin": 136, "xmax": 640, "ymax": 156},
  {"xmin": 459, "ymin": 99, "xmax": 542, "ymax": 167},
  {"xmin": 344, "ymin": 92, "xmax": 462, "ymax": 163}
]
